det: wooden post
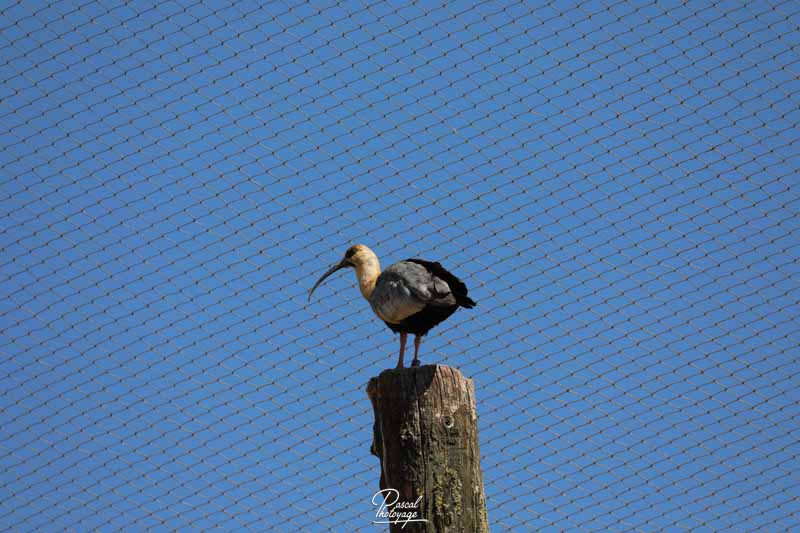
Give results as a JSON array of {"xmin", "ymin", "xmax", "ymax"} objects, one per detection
[{"xmin": 367, "ymin": 364, "xmax": 489, "ymax": 532}]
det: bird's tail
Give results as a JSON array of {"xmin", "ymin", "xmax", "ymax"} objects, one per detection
[{"xmin": 459, "ymin": 295, "xmax": 477, "ymax": 309}]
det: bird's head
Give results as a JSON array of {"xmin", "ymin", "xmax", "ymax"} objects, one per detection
[{"xmin": 308, "ymin": 244, "xmax": 380, "ymax": 301}]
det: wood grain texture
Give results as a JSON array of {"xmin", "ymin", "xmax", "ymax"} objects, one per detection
[{"xmin": 367, "ymin": 365, "xmax": 488, "ymax": 533}]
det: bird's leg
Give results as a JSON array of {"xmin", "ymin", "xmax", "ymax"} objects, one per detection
[
  {"xmin": 411, "ymin": 335, "xmax": 421, "ymax": 367},
  {"xmin": 397, "ymin": 332, "xmax": 407, "ymax": 369}
]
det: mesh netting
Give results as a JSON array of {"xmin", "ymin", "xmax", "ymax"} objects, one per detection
[{"xmin": 1, "ymin": 1, "xmax": 798, "ymax": 531}]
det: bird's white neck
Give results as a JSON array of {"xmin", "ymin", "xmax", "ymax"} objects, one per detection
[{"xmin": 355, "ymin": 257, "xmax": 380, "ymax": 300}]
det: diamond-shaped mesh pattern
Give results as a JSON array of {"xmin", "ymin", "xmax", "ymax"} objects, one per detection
[{"xmin": 1, "ymin": 1, "xmax": 798, "ymax": 531}]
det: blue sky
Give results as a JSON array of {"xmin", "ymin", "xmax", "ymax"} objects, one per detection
[{"xmin": 1, "ymin": 0, "xmax": 798, "ymax": 531}]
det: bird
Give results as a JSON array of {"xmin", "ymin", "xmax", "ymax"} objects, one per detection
[{"xmin": 308, "ymin": 244, "xmax": 476, "ymax": 368}]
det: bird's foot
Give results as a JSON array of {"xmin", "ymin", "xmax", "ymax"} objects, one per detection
[{"xmin": 411, "ymin": 358, "xmax": 420, "ymax": 367}]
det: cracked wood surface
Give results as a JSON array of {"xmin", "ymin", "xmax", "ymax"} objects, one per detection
[{"xmin": 367, "ymin": 365, "xmax": 489, "ymax": 533}]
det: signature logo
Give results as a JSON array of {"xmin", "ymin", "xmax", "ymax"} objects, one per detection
[{"xmin": 371, "ymin": 488, "xmax": 428, "ymax": 528}]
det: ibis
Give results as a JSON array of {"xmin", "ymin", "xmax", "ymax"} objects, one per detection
[{"xmin": 308, "ymin": 244, "xmax": 476, "ymax": 368}]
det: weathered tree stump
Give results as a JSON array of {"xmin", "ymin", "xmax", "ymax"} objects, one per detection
[{"xmin": 367, "ymin": 364, "xmax": 488, "ymax": 532}]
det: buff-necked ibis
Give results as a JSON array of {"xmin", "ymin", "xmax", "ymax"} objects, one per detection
[{"xmin": 308, "ymin": 244, "xmax": 476, "ymax": 368}]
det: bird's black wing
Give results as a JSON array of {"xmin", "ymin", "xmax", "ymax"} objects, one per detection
[{"xmin": 405, "ymin": 258, "xmax": 476, "ymax": 308}]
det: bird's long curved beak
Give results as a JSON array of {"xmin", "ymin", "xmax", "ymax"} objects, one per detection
[{"xmin": 308, "ymin": 259, "xmax": 348, "ymax": 300}]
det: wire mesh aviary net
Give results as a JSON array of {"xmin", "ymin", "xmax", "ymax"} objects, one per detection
[{"xmin": 1, "ymin": 1, "xmax": 798, "ymax": 531}]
